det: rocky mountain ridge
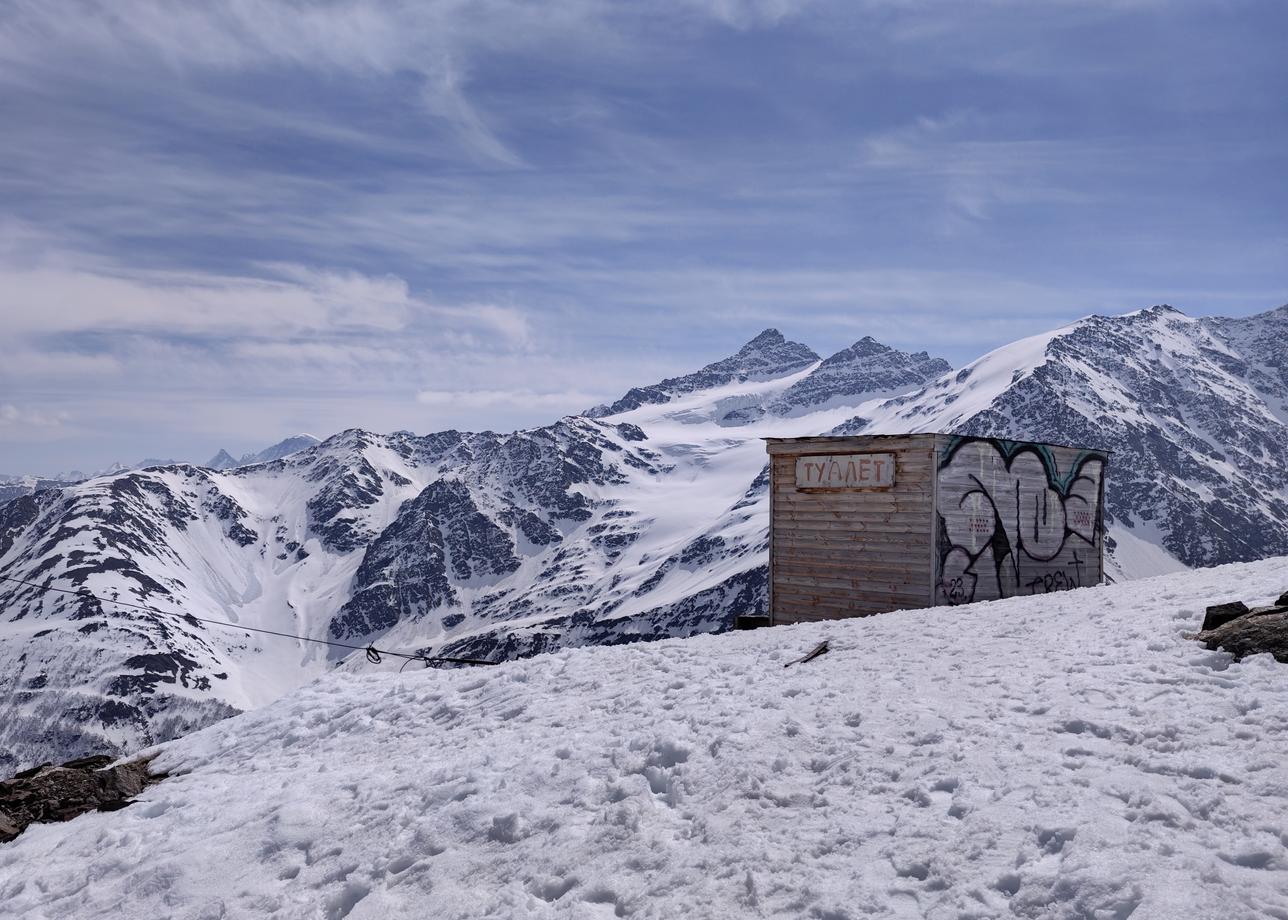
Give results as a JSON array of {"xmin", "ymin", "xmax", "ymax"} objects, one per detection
[
  {"xmin": 841, "ymin": 304, "xmax": 1288, "ymax": 571},
  {"xmin": 2, "ymin": 305, "xmax": 1286, "ymax": 771}
]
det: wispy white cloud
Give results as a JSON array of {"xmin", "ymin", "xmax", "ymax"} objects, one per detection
[
  {"xmin": 2, "ymin": 263, "xmax": 403, "ymax": 336},
  {"xmin": 0, "ymin": 250, "xmax": 532, "ymax": 347},
  {"xmin": 0, "ymin": 0, "xmax": 767, "ymax": 169},
  {"xmin": 859, "ymin": 110, "xmax": 1115, "ymax": 233},
  {"xmin": 0, "ymin": 404, "xmax": 73, "ymax": 443},
  {"xmin": 682, "ymin": 0, "xmax": 817, "ymax": 29},
  {"xmin": 1, "ymin": 0, "xmax": 1283, "ymax": 473}
]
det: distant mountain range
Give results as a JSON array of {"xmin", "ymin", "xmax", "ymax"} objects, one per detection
[
  {"xmin": 0, "ymin": 435, "xmax": 321, "ymax": 502},
  {"xmin": 204, "ymin": 434, "xmax": 322, "ymax": 470},
  {"xmin": 1, "ymin": 304, "xmax": 1285, "ymax": 771}
]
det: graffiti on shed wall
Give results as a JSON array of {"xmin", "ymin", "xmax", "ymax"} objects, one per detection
[{"xmin": 936, "ymin": 437, "xmax": 1106, "ymax": 605}]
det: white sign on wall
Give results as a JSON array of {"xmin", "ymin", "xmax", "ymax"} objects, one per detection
[{"xmin": 795, "ymin": 453, "xmax": 896, "ymax": 490}]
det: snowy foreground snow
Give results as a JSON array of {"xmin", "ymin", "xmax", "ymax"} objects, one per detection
[{"xmin": 3, "ymin": 559, "xmax": 1288, "ymax": 919}]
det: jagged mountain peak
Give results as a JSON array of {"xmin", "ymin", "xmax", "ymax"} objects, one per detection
[
  {"xmin": 320, "ymin": 427, "xmax": 376, "ymax": 446},
  {"xmin": 237, "ymin": 433, "xmax": 322, "ymax": 467},
  {"xmin": 744, "ymin": 327, "xmax": 786, "ymax": 344},
  {"xmin": 765, "ymin": 337, "xmax": 951, "ymax": 418},
  {"xmin": 204, "ymin": 435, "xmax": 326, "ymax": 472},
  {"xmin": 585, "ymin": 329, "xmax": 819, "ymax": 418},
  {"xmin": 828, "ymin": 334, "xmax": 887, "ymax": 356},
  {"xmin": 737, "ymin": 328, "xmax": 797, "ymax": 353},
  {"xmin": 716, "ymin": 325, "xmax": 814, "ymax": 360},
  {"xmin": 819, "ymin": 335, "xmax": 936, "ymax": 364},
  {"xmin": 205, "ymin": 449, "xmax": 238, "ymax": 470}
]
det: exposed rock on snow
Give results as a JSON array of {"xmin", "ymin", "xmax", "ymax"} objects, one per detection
[
  {"xmin": 1196, "ymin": 594, "xmax": 1288, "ymax": 662},
  {"xmin": 0, "ymin": 756, "xmax": 163, "ymax": 843},
  {"xmin": 1, "ymin": 557, "xmax": 1286, "ymax": 918},
  {"xmin": 1202, "ymin": 601, "xmax": 1251, "ymax": 632}
]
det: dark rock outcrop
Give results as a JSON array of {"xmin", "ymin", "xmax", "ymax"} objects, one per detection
[
  {"xmin": 0, "ymin": 755, "xmax": 165, "ymax": 842},
  {"xmin": 1195, "ymin": 594, "xmax": 1288, "ymax": 663},
  {"xmin": 1202, "ymin": 601, "xmax": 1251, "ymax": 632}
]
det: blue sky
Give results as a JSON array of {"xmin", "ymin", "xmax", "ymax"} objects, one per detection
[{"xmin": 2, "ymin": 0, "xmax": 1285, "ymax": 473}]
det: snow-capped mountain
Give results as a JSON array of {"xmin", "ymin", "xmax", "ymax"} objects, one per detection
[
  {"xmin": 239, "ymin": 433, "xmax": 321, "ymax": 466},
  {"xmin": 843, "ymin": 304, "xmax": 1288, "ymax": 575},
  {"xmin": 1, "ymin": 305, "xmax": 1286, "ymax": 771},
  {"xmin": 204, "ymin": 449, "xmax": 239, "ymax": 470},
  {"xmin": 767, "ymin": 336, "xmax": 951, "ymax": 418},
  {"xmin": 584, "ymin": 328, "xmax": 820, "ymax": 418},
  {"xmin": 206, "ymin": 434, "xmax": 322, "ymax": 470}
]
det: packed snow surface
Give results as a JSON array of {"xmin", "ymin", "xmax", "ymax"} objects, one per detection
[{"xmin": 3, "ymin": 558, "xmax": 1288, "ymax": 919}]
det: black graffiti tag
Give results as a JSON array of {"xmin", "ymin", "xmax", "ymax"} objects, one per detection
[{"xmin": 936, "ymin": 439, "xmax": 1103, "ymax": 605}]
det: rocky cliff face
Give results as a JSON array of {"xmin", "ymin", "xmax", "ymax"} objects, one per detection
[{"xmin": 2, "ymin": 307, "xmax": 1286, "ymax": 770}]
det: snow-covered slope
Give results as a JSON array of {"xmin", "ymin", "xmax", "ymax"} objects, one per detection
[
  {"xmin": 846, "ymin": 305, "xmax": 1288, "ymax": 576},
  {"xmin": 2, "ymin": 558, "xmax": 1286, "ymax": 920},
  {"xmin": 2, "ymin": 307, "xmax": 1286, "ymax": 772},
  {"xmin": 0, "ymin": 329, "xmax": 900, "ymax": 771},
  {"xmin": 0, "ymin": 419, "xmax": 675, "ymax": 772}
]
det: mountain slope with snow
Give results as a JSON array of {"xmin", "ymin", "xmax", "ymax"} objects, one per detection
[
  {"xmin": 0, "ymin": 418, "xmax": 673, "ymax": 772},
  {"xmin": 2, "ymin": 557, "xmax": 1286, "ymax": 920},
  {"xmin": 2, "ymin": 307, "xmax": 1286, "ymax": 772},
  {"xmin": 848, "ymin": 304, "xmax": 1288, "ymax": 574}
]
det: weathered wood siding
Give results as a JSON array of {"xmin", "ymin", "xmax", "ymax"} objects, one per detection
[
  {"xmin": 933, "ymin": 434, "xmax": 1107, "ymax": 605},
  {"xmin": 768, "ymin": 435, "xmax": 937, "ymax": 624}
]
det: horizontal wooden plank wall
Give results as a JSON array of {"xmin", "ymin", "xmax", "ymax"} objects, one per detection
[{"xmin": 767, "ymin": 435, "xmax": 937, "ymax": 625}]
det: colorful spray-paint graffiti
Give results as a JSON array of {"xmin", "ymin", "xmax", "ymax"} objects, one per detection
[{"xmin": 935, "ymin": 437, "xmax": 1107, "ymax": 605}]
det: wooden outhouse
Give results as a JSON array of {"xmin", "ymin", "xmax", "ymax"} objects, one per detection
[{"xmin": 765, "ymin": 434, "xmax": 1108, "ymax": 624}]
